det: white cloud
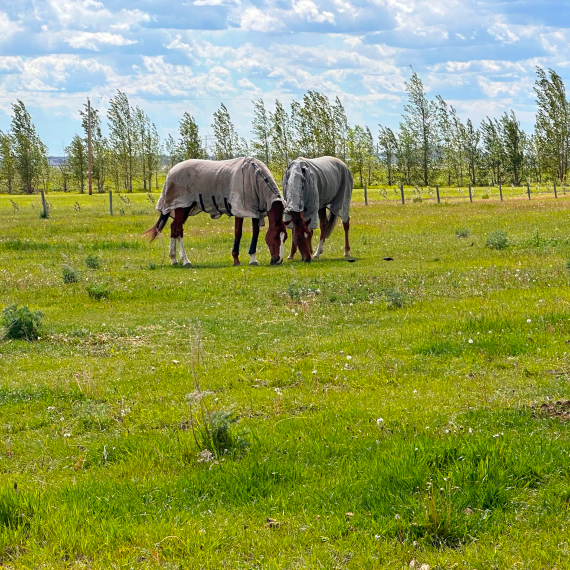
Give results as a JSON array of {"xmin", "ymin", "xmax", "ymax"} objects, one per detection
[
  {"xmin": 239, "ymin": 7, "xmax": 283, "ymax": 31},
  {"xmin": 292, "ymin": 0, "xmax": 336, "ymax": 24},
  {"xmin": 65, "ymin": 31, "xmax": 137, "ymax": 51},
  {"xmin": 0, "ymin": 11, "xmax": 23, "ymax": 42},
  {"xmin": 487, "ymin": 22, "xmax": 519, "ymax": 44}
]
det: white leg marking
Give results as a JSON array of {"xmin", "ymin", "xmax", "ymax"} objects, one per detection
[
  {"xmin": 313, "ymin": 239, "xmax": 325, "ymax": 259},
  {"xmin": 169, "ymin": 238, "xmax": 177, "ymax": 265},
  {"xmin": 249, "ymin": 253, "xmax": 258, "ymax": 265},
  {"xmin": 178, "ymin": 238, "xmax": 191, "ymax": 267},
  {"xmin": 279, "ymin": 232, "xmax": 285, "ymax": 264}
]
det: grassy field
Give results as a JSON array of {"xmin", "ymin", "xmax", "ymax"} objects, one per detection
[{"xmin": 2, "ymin": 191, "xmax": 570, "ymax": 569}]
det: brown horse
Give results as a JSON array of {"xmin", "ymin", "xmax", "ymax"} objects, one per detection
[
  {"xmin": 283, "ymin": 156, "xmax": 353, "ymax": 262},
  {"xmin": 144, "ymin": 157, "xmax": 287, "ymax": 266}
]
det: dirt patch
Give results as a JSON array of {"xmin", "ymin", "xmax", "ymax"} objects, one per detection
[{"xmin": 535, "ymin": 400, "xmax": 570, "ymax": 421}]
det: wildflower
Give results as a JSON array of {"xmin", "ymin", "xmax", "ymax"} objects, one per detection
[
  {"xmin": 346, "ymin": 355, "xmax": 352, "ymax": 360},
  {"xmin": 527, "ymin": 319, "xmax": 531, "ymax": 323},
  {"xmin": 468, "ymin": 339, "xmax": 473, "ymax": 344},
  {"xmin": 376, "ymin": 418, "xmax": 384, "ymax": 426}
]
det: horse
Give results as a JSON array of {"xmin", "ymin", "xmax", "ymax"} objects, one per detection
[
  {"xmin": 282, "ymin": 156, "xmax": 353, "ymax": 262},
  {"xmin": 143, "ymin": 157, "xmax": 288, "ymax": 266}
]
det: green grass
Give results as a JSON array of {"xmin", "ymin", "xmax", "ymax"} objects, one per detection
[{"xmin": 2, "ymin": 193, "xmax": 570, "ymax": 568}]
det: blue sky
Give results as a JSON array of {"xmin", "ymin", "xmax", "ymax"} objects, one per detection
[{"xmin": 0, "ymin": 0, "xmax": 567, "ymax": 154}]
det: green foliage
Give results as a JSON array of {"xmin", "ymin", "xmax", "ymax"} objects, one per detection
[
  {"xmin": 85, "ymin": 254, "xmax": 100, "ymax": 269},
  {"xmin": 62, "ymin": 264, "xmax": 81, "ymax": 284},
  {"xmin": 486, "ymin": 230, "xmax": 509, "ymax": 250},
  {"xmin": 384, "ymin": 288, "xmax": 406, "ymax": 308},
  {"xmin": 193, "ymin": 409, "xmax": 250, "ymax": 458},
  {"xmin": 86, "ymin": 283, "xmax": 110, "ymax": 300},
  {"xmin": 455, "ymin": 228, "xmax": 470, "ymax": 238},
  {"xmin": 1, "ymin": 304, "xmax": 43, "ymax": 340},
  {"xmin": 147, "ymin": 262, "xmax": 157, "ymax": 270},
  {"xmin": 0, "ymin": 485, "xmax": 36, "ymax": 530}
]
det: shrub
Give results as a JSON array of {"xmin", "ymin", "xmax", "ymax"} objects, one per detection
[
  {"xmin": 193, "ymin": 410, "xmax": 250, "ymax": 458},
  {"xmin": 1, "ymin": 304, "xmax": 43, "ymax": 340},
  {"xmin": 481, "ymin": 192, "xmax": 490, "ymax": 200},
  {"xmin": 87, "ymin": 284, "xmax": 111, "ymax": 301},
  {"xmin": 455, "ymin": 228, "xmax": 470, "ymax": 238},
  {"xmin": 62, "ymin": 265, "xmax": 81, "ymax": 284},
  {"xmin": 385, "ymin": 288, "xmax": 406, "ymax": 309},
  {"xmin": 85, "ymin": 254, "xmax": 100, "ymax": 269},
  {"xmin": 486, "ymin": 230, "xmax": 509, "ymax": 250},
  {"xmin": 148, "ymin": 262, "xmax": 157, "ymax": 270}
]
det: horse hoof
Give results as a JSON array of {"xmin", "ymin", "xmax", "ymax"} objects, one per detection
[
  {"xmin": 287, "ymin": 256, "xmax": 294, "ymax": 260},
  {"xmin": 249, "ymin": 261, "xmax": 259, "ymax": 266},
  {"xmin": 182, "ymin": 262, "xmax": 192, "ymax": 268}
]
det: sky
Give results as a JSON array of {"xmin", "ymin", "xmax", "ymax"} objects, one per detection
[{"xmin": 0, "ymin": 0, "xmax": 568, "ymax": 155}]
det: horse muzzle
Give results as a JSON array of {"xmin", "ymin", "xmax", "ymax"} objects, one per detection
[{"xmin": 270, "ymin": 257, "xmax": 283, "ymax": 265}]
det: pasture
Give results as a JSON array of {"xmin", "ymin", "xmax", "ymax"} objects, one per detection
[{"xmin": 2, "ymin": 192, "xmax": 570, "ymax": 569}]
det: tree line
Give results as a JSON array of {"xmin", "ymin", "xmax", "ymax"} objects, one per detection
[{"xmin": 1, "ymin": 66, "xmax": 569, "ymax": 194}]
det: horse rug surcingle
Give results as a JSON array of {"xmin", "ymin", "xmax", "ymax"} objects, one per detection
[
  {"xmin": 156, "ymin": 157, "xmax": 283, "ymax": 226},
  {"xmin": 282, "ymin": 156, "xmax": 353, "ymax": 230}
]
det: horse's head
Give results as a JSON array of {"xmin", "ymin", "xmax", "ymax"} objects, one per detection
[
  {"xmin": 266, "ymin": 200, "xmax": 288, "ymax": 265},
  {"xmin": 289, "ymin": 211, "xmax": 313, "ymax": 262}
]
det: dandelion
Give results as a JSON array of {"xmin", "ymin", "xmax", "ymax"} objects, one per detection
[
  {"xmin": 376, "ymin": 418, "xmax": 383, "ymax": 426},
  {"xmin": 468, "ymin": 428, "xmax": 473, "ymax": 434},
  {"xmin": 312, "ymin": 370, "xmax": 317, "ymax": 374},
  {"xmin": 346, "ymin": 355, "xmax": 352, "ymax": 360},
  {"xmin": 527, "ymin": 319, "xmax": 531, "ymax": 323},
  {"xmin": 64, "ymin": 433, "xmax": 71, "ymax": 438},
  {"xmin": 468, "ymin": 339, "xmax": 473, "ymax": 344}
]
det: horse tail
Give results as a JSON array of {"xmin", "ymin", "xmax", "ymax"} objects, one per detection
[
  {"xmin": 142, "ymin": 211, "xmax": 170, "ymax": 242},
  {"xmin": 321, "ymin": 210, "xmax": 338, "ymax": 240}
]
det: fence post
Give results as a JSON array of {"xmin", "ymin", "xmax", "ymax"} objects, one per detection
[
  {"xmin": 41, "ymin": 189, "xmax": 47, "ymax": 218},
  {"xmin": 436, "ymin": 184, "xmax": 440, "ymax": 204},
  {"xmin": 109, "ymin": 190, "xmax": 113, "ymax": 216},
  {"xmin": 400, "ymin": 184, "xmax": 405, "ymax": 205},
  {"xmin": 364, "ymin": 183, "xmax": 368, "ymax": 206},
  {"xmin": 554, "ymin": 182, "xmax": 558, "ymax": 199},
  {"xmin": 499, "ymin": 184, "xmax": 503, "ymax": 201},
  {"xmin": 527, "ymin": 182, "xmax": 531, "ymax": 200},
  {"xmin": 468, "ymin": 184, "xmax": 472, "ymax": 203}
]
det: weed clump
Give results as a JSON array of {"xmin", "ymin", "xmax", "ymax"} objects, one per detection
[
  {"xmin": 486, "ymin": 230, "xmax": 508, "ymax": 250},
  {"xmin": 193, "ymin": 410, "xmax": 250, "ymax": 458},
  {"xmin": 1, "ymin": 304, "xmax": 43, "ymax": 340},
  {"xmin": 385, "ymin": 288, "xmax": 406, "ymax": 309},
  {"xmin": 62, "ymin": 265, "xmax": 81, "ymax": 284},
  {"xmin": 455, "ymin": 228, "xmax": 470, "ymax": 238},
  {"xmin": 85, "ymin": 254, "xmax": 100, "ymax": 269},
  {"xmin": 0, "ymin": 485, "xmax": 36, "ymax": 530},
  {"xmin": 87, "ymin": 284, "xmax": 111, "ymax": 300},
  {"xmin": 148, "ymin": 262, "xmax": 157, "ymax": 270}
]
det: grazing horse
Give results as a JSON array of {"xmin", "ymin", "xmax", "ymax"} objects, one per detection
[
  {"xmin": 283, "ymin": 156, "xmax": 353, "ymax": 262},
  {"xmin": 143, "ymin": 157, "xmax": 288, "ymax": 266}
]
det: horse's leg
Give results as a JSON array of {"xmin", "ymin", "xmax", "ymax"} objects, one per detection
[
  {"xmin": 232, "ymin": 217, "xmax": 243, "ymax": 266},
  {"xmin": 343, "ymin": 216, "xmax": 351, "ymax": 257},
  {"xmin": 171, "ymin": 208, "xmax": 192, "ymax": 267},
  {"xmin": 313, "ymin": 207, "xmax": 328, "ymax": 260},
  {"xmin": 287, "ymin": 240, "xmax": 297, "ymax": 260},
  {"xmin": 248, "ymin": 218, "xmax": 260, "ymax": 265},
  {"xmin": 170, "ymin": 209, "xmax": 183, "ymax": 265}
]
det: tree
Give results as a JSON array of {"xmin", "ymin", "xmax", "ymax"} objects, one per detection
[
  {"xmin": 80, "ymin": 103, "xmax": 108, "ymax": 192},
  {"xmin": 58, "ymin": 157, "xmax": 71, "ymax": 193},
  {"xmin": 165, "ymin": 134, "xmax": 180, "ymax": 170},
  {"xmin": 378, "ymin": 126, "xmax": 398, "ymax": 185},
  {"xmin": 501, "ymin": 111, "xmax": 525, "ymax": 185},
  {"xmin": 212, "ymin": 103, "xmax": 239, "ymax": 160},
  {"xmin": 65, "ymin": 135, "xmax": 87, "ymax": 193},
  {"xmin": 270, "ymin": 100, "xmax": 292, "ymax": 178},
  {"xmin": 347, "ymin": 125, "xmax": 369, "ymax": 186},
  {"xmin": 333, "ymin": 97, "xmax": 349, "ymax": 160},
  {"xmin": 396, "ymin": 125, "xmax": 416, "ymax": 185},
  {"xmin": 464, "ymin": 119, "xmax": 480, "ymax": 185},
  {"xmin": 0, "ymin": 131, "xmax": 16, "ymax": 194},
  {"xmin": 480, "ymin": 118, "xmax": 504, "ymax": 185},
  {"xmin": 179, "ymin": 112, "xmax": 204, "ymax": 160},
  {"xmin": 251, "ymin": 99, "xmax": 271, "ymax": 165},
  {"xmin": 403, "ymin": 70, "xmax": 438, "ymax": 185},
  {"xmin": 10, "ymin": 100, "xmax": 48, "ymax": 194},
  {"xmin": 296, "ymin": 91, "xmax": 335, "ymax": 158},
  {"xmin": 107, "ymin": 90, "xmax": 135, "ymax": 192},
  {"xmin": 534, "ymin": 67, "xmax": 570, "ymax": 182}
]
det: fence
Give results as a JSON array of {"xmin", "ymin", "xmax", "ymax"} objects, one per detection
[{"xmin": 355, "ymin": 182, "xmax": 569, "ymax": 205}]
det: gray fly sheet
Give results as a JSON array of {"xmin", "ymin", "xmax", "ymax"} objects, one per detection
[
  {"xmin": 282, "ymin": 156, "xmax": 353, "ymax": 230},
  {"xmin": 156, "ymin": 157, "xmax": 283, "ymax": 225}
]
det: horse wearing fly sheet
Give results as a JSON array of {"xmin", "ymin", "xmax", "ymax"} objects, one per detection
[
  {"xmin": 283, "ymin": 156, "xmax": 353, "ymax": 262},
  {"xmin": 143, "ymin": 157, "xmax": 288, "ymax": 266}
]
